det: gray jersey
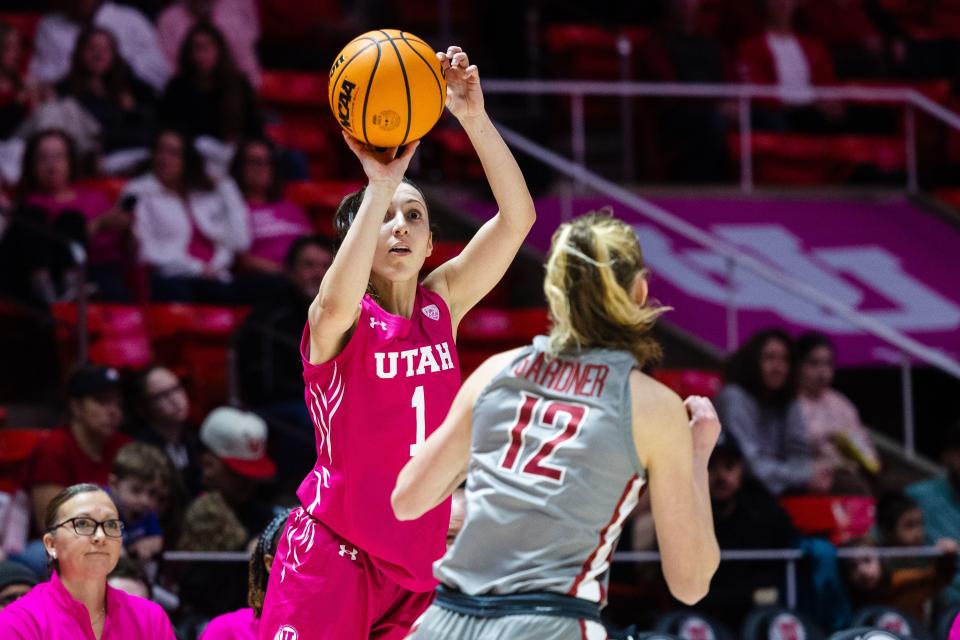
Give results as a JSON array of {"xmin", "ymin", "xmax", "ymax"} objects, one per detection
[{"xmin": 435, "ymin": 336, "xmax": 647, "ymax": 603}]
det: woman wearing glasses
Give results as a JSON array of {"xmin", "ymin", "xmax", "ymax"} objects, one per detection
[{"xmin": 0, "ymin": 484, "xmax": 176, "ymax": 639}]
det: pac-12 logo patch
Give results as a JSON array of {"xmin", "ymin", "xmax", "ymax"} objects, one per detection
[
  {"xmin": 274, "ymin": 625, "xmax": 299, "ymax": 640},
  {"xmin": 421, "ymin": 304, "xmax": 440, "ymax": 321}
]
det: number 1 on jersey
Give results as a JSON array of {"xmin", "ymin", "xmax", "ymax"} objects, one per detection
[{"xmin": 410, "ymin": 385, "xmax": 426, "ymax": 456}]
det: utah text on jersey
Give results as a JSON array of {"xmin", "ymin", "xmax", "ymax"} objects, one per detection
[{"xmin": 374, "ymin": 342, "xmax": 455, "ymax": 379}]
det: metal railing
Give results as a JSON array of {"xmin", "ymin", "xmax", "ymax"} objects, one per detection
[
  {"xmin": 474, "ymin": 86, "xmax": 960, "ymax": 456},
  {"xmin": 482, "ymin": 80, "xmax": 952, "ymax": 195},
  {"xmin": 161, "ymin": 545, "xmax": 950, "ymax": 611}
]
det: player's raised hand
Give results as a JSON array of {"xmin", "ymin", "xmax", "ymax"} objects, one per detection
[
  {"xmin": 684, "ymin": 395, "xmax": 721, "ymax": 462},
  {"xmin": 439, "ymin": 46, "xmax": 483, "ymax": 121},
  {"xmin": 342, "ymin": 132, "xmax": 419, "ymax": 190}
]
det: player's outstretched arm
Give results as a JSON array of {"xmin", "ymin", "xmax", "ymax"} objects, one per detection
[
  {"xmin": 632, "ymin": 373, "xmax": 721, "ymax": 605},
  {"xmin": 393, "ymin": 350, "xmax": 515, "ymax": 520},
  {"xmin": 307, "ymin": 137, "xmax": 419, "ymax": 364},
  {"xmin": 422, "ymin": 46, "xmax": 535, "ymax": 328}
]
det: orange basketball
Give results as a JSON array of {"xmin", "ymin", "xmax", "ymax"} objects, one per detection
[{"xmin": 328, "ymin": 29, "xmax": 446, "ymax": 148}]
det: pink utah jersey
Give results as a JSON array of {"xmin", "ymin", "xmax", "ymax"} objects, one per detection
[{"xmin": 295, "ymin": 286, "xmax": 460, "ymax": 591}]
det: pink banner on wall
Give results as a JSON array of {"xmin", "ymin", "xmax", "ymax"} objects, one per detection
[{"xmin": 467, "ymin": 195, "xmax": 960, "ymax": 367}]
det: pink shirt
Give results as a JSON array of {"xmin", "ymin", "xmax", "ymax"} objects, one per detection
[
  {"xmin": 26, "ymin": 189, "xmax": 126, "ymax": 265},
  {"xmin": 296, "ymin": 287, "xmax": 460, "ymax": 592},
  {"xmin": 246, "ymin": 200, "xmax": 311, "ymax": 266},
  {"xmin": 0, "ymin": 571, "xmax": 175, "ymax": 639},
  {"xmin": 798, "ymin": 388, "xmax": 879, "ymax": 472},
  {"xmin": 951, "ymin": 612, "xmax": 960, "ymax": 640},
  {"xmin": 199, "ymin": 607, "xmax": 258, "ymax": 640}
]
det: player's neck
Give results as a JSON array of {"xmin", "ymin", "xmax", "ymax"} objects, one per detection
[{"xmin": 369, "ymin": 276, "xmax": 418, "ymax": 318}]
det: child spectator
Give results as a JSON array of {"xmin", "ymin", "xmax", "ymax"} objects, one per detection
[
  {"xmin": 229, "ymin": 138, "xmax": 311, "ymax": 276},
  {"xmin": 55, "ymin": 26, "xmax": 158, "ymax": 154},
  {"xmin": 841, "ymin": 534, "xmax": 957, "ymax": 623},
  {"xmin": 123, "ymin": 128, "xmax": 250, "ymax": 302},
  {"xmin": 159, "ymin": 22, "xmax": 262, "ymax": 143},
  {"xmin": 874, "ymin": 491, "xmax": 958, "ymax": 621},
  {"xmin": 108, "ymin": 442, "xmax": 168, "ymax": 561},
  {"xmin": 908, "ymin": 420, "xmax": 960, "ymax": 606}
]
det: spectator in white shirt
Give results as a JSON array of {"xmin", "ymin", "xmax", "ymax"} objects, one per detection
[
  {"xmin": 28, "ymin": 0, "xmax": 171, "ymax": 93},
  {"xmin": 123, "ymin": 128, "xmax": 250, "ymax": 302}
]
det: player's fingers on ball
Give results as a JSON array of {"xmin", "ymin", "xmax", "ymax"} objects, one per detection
[
  {"xmin": 465, "ymin": 64, "xmax": 479, "ymax": 77},
  {"xmin": 452, "ymin": 52, "xmax": 467, "ymax": 68},
  {"xmin": 446, "ymin": 45, "xmax": 462, "ymax": 55}
]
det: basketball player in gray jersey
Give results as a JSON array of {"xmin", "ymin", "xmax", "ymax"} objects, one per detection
[{"xmin": 393, "ymin": 213, "xmax": 722, "ymax": 639}]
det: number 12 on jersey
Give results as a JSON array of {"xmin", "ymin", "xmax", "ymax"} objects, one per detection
[
  {"xmin": 410, "ymin": 385, "xmax": 426, "ymax": 456},
  {"xmin": 499, "ymin": 393, "xmax": 589, "ymax": 483}
]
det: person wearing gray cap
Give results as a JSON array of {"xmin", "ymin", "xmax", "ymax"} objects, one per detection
[{"xmin": 0, "ymin": 561, "xmax": 38, "ymax": 610}]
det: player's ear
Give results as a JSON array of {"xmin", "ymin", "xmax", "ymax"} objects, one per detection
[
  {"xmin": 264, "ymin": 553, "xmax": 274, "ymax": 573},
  {"xmin": 630, "ymin": 271, "xmax": 648, "ymax": 307}
]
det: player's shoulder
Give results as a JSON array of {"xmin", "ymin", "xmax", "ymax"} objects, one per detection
[{"xmin": 628, "ymin": 370, "xmax": 686, "ymax": 426}]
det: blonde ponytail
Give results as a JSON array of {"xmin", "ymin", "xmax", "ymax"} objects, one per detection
[{"xmin": 544, "ymin": 212, "xmax": 668, "ymax": 366}]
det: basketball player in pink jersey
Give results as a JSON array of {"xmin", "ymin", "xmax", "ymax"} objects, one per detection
[
  {"xmin": 258, "ymin": 46, "xmax": 536, "ymax": 640},
  {"xmin": 394, "ymin": 213, "xmax": 721, "ymax": 639}
]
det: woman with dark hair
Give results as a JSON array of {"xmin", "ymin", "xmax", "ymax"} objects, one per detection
[
  {"xmin": 258, "ymin": 46, "xmax": 537, "ymax": 639},
  {"xmin": 199, "ymin": 509, "xmax": 290, "ymax": 639},
  {"xmin": 158, "ymin": 22, "xmax": 261, "ymax": 142},
  {"xmin": 123, "ymin": 128, "xmax": 250, "ymax": 301},
  {"xmin": 0, "ymin": 128, "xmax": 132, "ymax": 303},
  {"xmin": 55, "ymin": 26, "xmax": 158, "ymax": 153},
  {"xmin": 229, "ymin": 138, "xmax": 311, "ymax": 275},
  {"xmin": 0, "ymin": 484, "xmax": 176, "ymax": 638},
  {"xmin": 715, "ymin": 328, "xmax": 824, "ymax": 495},
  {"xmin": 796, "ymin": 331, "xmax": 879, "ymax": 493}
]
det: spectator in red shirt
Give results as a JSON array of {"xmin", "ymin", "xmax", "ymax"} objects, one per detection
[
  {"xmin": 737, "ymin": 0, "xmax": 843, "ymax": 132},
  {"xmin": 28, "ymin": 365, "xmax": 131, "ymax": 533},
  {"xmin": 796, "ymin": 0, "xmax": 885, "ymax": 77}
]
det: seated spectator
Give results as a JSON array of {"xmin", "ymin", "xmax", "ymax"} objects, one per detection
[
  {"xmin": 107, "ymin": 442, "xmax": 167, "ymax": 561},
  {"xmin": 198, "ymin": 509, "xmax": 289, "ymax": 639},
  {"xmin": 159, "ymin": 23, "xmax": 262, "ymax": 143},
  {"xmin": 28, "ymin": 0, "xmax": 170, "ymax": 92},
  {"xmin": 158, "ymin": 0, "xmax": 261, "ymax": 89},
  {"xmin": 907, "ymin": 420, "xmax": 960, "ymax": 606},
  {"xmin": 0, "ymin": 561, "xmax": 37, "ymax": 611},
  {"xmin": 230, "ymin": 138, "xmax": 312, "ymax": 276},
  {"xmin": 124, "ymin": 128, "xmax": 250, "ymax": 302},
  {"xmin": 235, "ymin": 235, "xmax": 330, "ymax": 490},
  {"xmin": 55, "ymin": 26, "xmax": 158, "ymax": 154},
  {"xmin": 715, "ymin": 328, "xmax": 823, "ymax": 495},
  {"xmin": 796, "ymin": 332, "xmax": 879, "ymax": 494},
  {"xmin": 107, "ymin": 555, "xmax": 151, "ymax": 600},
  {"xmin": 841, "ymin": 533, "xmax": 957, "ymax": 623},
  {"xmin": 130, "ymin": 365, "xmax": 203, "ymax": 497},
  {"xmin": 736, "ymin": 0, "xmax": 843, "ymax": 132},
  {"xmin": 0, "ymin": 484, "xmax": 176, "ymax": 638},
  {"xmin": 194, "ymin": 407, "xmax": 277, "ymax": 538},
  {"xmin": 27, "ymin": 366, "xmax": 131, "ymax": 537},
  {"xmin": 0, "ymin": 129, "xmax": 133, "ymax": 303},
  {"xmin": 697, "ymin": 431, "xmax": 799, "ymax": 628}
]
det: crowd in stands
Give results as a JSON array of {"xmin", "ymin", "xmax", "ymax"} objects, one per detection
[{"xmin": 0, "ymin": 0, "xmax": 959, "ymax": 638}]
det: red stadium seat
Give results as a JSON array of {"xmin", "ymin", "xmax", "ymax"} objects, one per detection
[
  {"xmin": 653, "ymin": 369, "xmax": 724, "ymax": 398},
  {"xmin": 50, "ymin": 303, "xmax": 153, "ymax": 370},
  {"xmin": 76, "ymin": 177, "xmax": 128, "ymax": 203},
  {"xmin": 779, "ymin": 494, "xmax": 876, "ymax": 544},
  {"xmin": 285, "ymin": 179, "xmax": 364, "ymax": 236},
  {"xmin": 458, "ymin": 308, "xmax": 549, "ymax": 344},
  {"xmin": 260, "ymin": 70, "xmax": 328, "ymax": 108}
]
